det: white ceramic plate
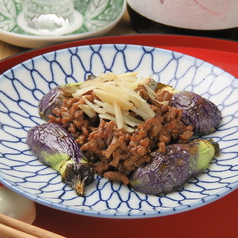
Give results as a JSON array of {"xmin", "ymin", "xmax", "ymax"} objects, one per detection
[
  {"xmin": 0, "ymin": 44, "xmax": 238, "ymax": 219},
  {"xmin": 0, "ymin": 0, "xmax": 126, "ymax": 48}
]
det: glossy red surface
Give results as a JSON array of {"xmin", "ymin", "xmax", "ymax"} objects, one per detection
[
  {"xmin": 1, "ymin": 34, "xmax": 238, "ymax": 78},
  {"xmin": 1, "ymin": 35, "xmax": 238, "ymax": 238}
]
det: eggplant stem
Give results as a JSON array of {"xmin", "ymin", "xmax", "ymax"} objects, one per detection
[{"xmin": 74, "ymin": 182, "xmax": 85, "ymax": 196}]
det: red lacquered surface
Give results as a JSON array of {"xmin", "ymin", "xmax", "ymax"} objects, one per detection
[
  {"xmin": 1, "ymin": 35, "xmax": 238, "ymax": 238},
  {"xmin": 1, "ymin": 34, "xmax": 238, "ymax": 78}
]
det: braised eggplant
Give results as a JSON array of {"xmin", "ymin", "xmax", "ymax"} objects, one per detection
[
  {"xmin": 130, "ymin": 139, "xmax": 219, "ymax": 196},
  {"xmin": 26, "ymin": 122, "xmax": 94, "ymax": 196},
  {"xmin": 38, "ymin": 83, "xmax": 81, "ymax": 121},
  {"xmin": 172, "ymin": 91, "xmax": 221, "ymax": 135},
  {"xmin": 32, "ymin": 74, "xmax": 221, "ymax": 197},
  {"xmin": 146, "ymin": 78, "xmax": 221, "ymax": 135}
]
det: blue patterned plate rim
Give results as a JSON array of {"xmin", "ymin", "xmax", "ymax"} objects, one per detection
[{"xmin": 0, "ymin": 44, "xmax": 238, "ymax": 219}]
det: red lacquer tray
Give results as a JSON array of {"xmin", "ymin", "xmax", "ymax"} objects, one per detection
[{"xmin": 1, "ymin": 34, "xmax": 238, "ymax": 238}]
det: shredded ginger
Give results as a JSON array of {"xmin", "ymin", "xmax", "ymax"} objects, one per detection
[{"xmin": 73, "ymin": 72, "xmax": 158, "ymax": 132}]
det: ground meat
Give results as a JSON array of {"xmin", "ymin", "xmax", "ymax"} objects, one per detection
[{"xmin": 48, "ymin": 88, "xmax": 194, "ymax": 184}]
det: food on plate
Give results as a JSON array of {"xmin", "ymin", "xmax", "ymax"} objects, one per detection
[
  {"xmin": 39, "ymin": 83, "xmax": 81, "ymax": 121},
  {"xmin": 130, "ymin": 138, "xmax": 219, "ymax": 196},
  {"xmin": 27, "ymin": 72, "xmax": 221, "ymax": 196},
  {"xmin": 26, "ymin": 122, "xmax": 94, "ymax": 196},
  {"xmin": 172, "ymin": 91, "xmax": 221, "ymax": 135},
  {"xmin": 149, "ymin": 79, "xmax": 221, "ymax": 135}
]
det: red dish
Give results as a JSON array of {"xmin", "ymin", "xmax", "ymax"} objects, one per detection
[
  {"xmin": 1, "ymin": 34, "xmax": 238, "ymax": 78},
  {"xmin": 1, "ymin": 34, "xmax": 238, "ymax": 238}
]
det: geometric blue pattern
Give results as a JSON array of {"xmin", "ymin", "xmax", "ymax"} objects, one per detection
[{"xmin": 0, "ymin": 44, "xmax": 238, "ymax": 218}]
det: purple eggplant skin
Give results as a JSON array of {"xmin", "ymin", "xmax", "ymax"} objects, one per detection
[
  {"xmin": 130, "ymin": 139, "xmax": 219, "ymax": 196},
  {"xmin": 26, "ymin": 122, "xmax": 94, "ymax": 196},
  {"xmin": 172, "ymin": 91, "xmax": 221, "ymax": 135},
  {"xmin": 38, "ymin": 83, "xmax": 81, "ymax": 121}
]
